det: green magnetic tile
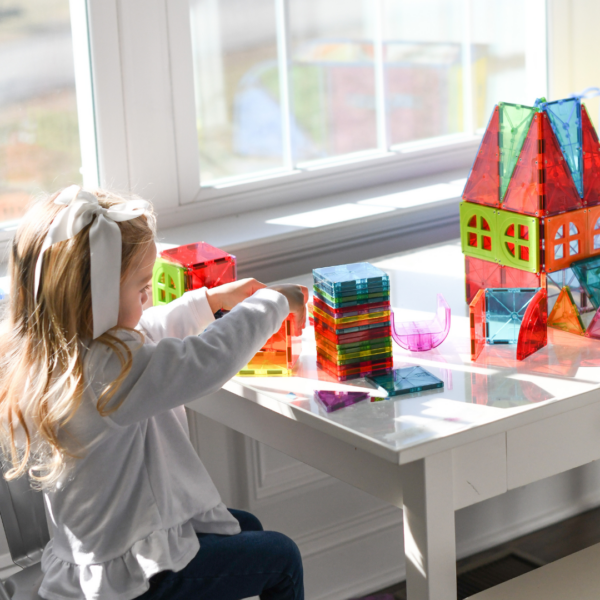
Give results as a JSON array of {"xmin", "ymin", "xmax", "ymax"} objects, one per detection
[
  {"xmin": 152, "ymin": 258, "xmax": 186, "ymax": 306},
  {"xmin": 571, "ymin": 255, "xmax": 600, "ymax": 309},
  {"xmin": 499, "ymin": 102, "xmax": 537, "ymax": 201},
  {"xmin": 313, "ymin": 289, "xmax": 391, "ymax": 308},
  {"xmin": 460, "ymin": 202, "xmax": 498, "ymax": 263}
]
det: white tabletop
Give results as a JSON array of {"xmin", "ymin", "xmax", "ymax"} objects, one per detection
[{"xmin": 223, "ymin": 241, "xmax": 600, "ymax": 464}]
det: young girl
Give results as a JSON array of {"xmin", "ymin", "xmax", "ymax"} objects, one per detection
[{"xmin": 0, "ymin": 186, "xmax": 307, "ymax": 600}]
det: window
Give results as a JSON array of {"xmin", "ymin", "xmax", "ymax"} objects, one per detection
[
  {"xmin": 0, "ymin": 0, "xmax": 84, "ymax": 228},
  {"xmin": 189, "ymin": 0, "xmax": 547, "ymax": 189}
]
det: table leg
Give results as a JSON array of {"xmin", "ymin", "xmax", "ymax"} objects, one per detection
[{"xmin": 402, "ymin": 451, "xmax": 457, "ymax": 600}]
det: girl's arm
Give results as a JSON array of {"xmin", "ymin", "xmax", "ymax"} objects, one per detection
[
  {"xmin": 88, "ymin": 289, "xmax": 289, "ymax": 425},
  {"xmin": 137, "ymin": 287, "xmax": 216, "ymax": 341}
]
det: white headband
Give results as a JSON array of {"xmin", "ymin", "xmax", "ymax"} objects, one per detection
[{"xmin": 34, "ymin": 185, "xmax": 151, "ymax": 339}]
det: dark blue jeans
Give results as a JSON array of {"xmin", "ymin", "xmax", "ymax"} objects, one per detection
[{"xmin": 136, "ymin": 509, "xmax": 304, "ymax": 600}]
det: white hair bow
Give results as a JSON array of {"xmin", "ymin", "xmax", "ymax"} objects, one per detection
[{"xmin": 34, "ymin": 185, "xmax": 151, "ymax": 339}]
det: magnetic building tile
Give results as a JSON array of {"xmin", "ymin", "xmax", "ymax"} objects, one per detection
[
  {"xmin": 485, "ymin": 288, "xmax": 541, "ymax": 344},
  {"xmin": 516, "ymin": 288, "xmax": 548, "ymax": 360},
  {"xmin": 547, "ymin": 286, "xmax": 585, "ymax": 336},
  {"xmin": 367, "ymin": 366, "xmax": 444, "ymax": 397},
  {"xmin": 313, "ymin": 263, "xmax": 389, "ymax": 291},
  {"xmin": 315, "ymin": 390, "xmax": 370, "ymax": 413},
  {"xmin": 571, "ymin": 254, "xmax": 600, "ymax": 310}
]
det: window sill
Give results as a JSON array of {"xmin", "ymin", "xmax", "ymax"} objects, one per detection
[{"xmin": 159, "ymin": 167, "xmax": 466, "ymax": 282}]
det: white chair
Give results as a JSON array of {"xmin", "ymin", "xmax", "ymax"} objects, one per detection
[
  {"xmin": 466, "ymin": 541, "xmax": 600, "ymax": 599},
  {"xmin": 0, "ymin": 464, "xmax": 49, "ymax": 600}
]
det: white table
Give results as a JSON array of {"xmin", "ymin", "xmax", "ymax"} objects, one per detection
[{"xmin": 187, "ymin": 242, "xmax": 600, "ymax": 600}]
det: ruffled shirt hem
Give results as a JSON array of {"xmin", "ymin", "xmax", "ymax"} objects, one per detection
[{"xmin": 39, "ymin": 505, "xmax": 241, "ymax": 600}]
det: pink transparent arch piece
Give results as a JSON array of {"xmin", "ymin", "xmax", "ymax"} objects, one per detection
[{"xmin": 391, "ymin": 294, "xmax": 451, "ymax": 352}]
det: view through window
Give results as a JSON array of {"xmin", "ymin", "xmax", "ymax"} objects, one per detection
[
  {"xmin": 0, "ymin": 0, "xmax": 82, "ymax": 228},
  {"xmin": 190, "ymin": 0, "xmax": 538, "ymax": 186}
]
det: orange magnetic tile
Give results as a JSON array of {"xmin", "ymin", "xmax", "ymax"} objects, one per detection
[
  {"xmin": 516, "ymin": 288, "xmax": 548, "ymax": 360},
  {"xmin": 469, "ymin": 289, "xmax": 486, "ymax": 361},
  {"xmin": 463, "ymin": 106, "xmax": 500, "ymax": 207},
  {"xmin": 547, "ymin": 286, "xmax": 585, "ymax": 336},
  {"xmin": 587, "ymin": 204, "xmax": 600, "ymax": 259},
  {"xmin": 544, "ymin": 208, "xmax": 587, "ymax": 272}
]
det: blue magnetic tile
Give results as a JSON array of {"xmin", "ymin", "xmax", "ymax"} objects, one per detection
[
  {"xmin": 366, "ymin": 366, "xmax": 443, "ymax": 397},
  {"xmin": 543, "ymin": 98, "xmax": 583, "ymax": 197},
  {"xmin": 313, "ymin": 263, "xmax": 389, "ymax": 291},
  {"xmin": 485, "ymin": 288, "xmax": 540, "ymax": 344},
  {"xmin": 571, "ymin": 255, "xmax": 600, "ymax": 310}
]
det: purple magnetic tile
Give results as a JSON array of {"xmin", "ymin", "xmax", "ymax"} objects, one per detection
[
  {"xmin": 391, "ymin": 293, "xmax": 451, "ymax": 351},
  {"xmin": 315, "ymin": 390, "xmax": 370, "ymax": 412}
]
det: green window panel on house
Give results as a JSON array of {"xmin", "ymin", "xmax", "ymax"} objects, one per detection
[{"xmin": 152, "ymin": 258, "xmax": 187, "ymax": 306}]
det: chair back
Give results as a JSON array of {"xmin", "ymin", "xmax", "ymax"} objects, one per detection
[{"xmin": 0, "ymin": 464, "xmax": 49, "ymax": 568}]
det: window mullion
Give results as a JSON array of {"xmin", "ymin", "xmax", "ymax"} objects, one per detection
[
  {"xmin": 275, "ymin": 0, "xmax": 294, "ymax": 170},
  {"xmin": 462, "ymin": 0, "xmax": 474, "ymax": 135},
  {"xmin": 374, "ymin": 0, "xmax": 389, "ymax": 151}
]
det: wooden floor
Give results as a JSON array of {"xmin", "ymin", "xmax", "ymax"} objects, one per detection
[{"xmin": 360, "ymin": 505, "xmax": 600, "ymax": 599}]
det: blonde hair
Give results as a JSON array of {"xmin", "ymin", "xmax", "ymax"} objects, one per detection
[{"xmin": 0, "ymin": 188, "xmax": 156, "ymax": 488}]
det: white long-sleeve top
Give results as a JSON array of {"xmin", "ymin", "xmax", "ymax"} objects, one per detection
[{"xmin": 38, "ymin": 288, "xmax": 289, "ymax": 600}]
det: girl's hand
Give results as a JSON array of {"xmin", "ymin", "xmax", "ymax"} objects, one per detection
[
  {"xmin": 269, "ymin": 284, "xmax": 309, "ymax": 335},
  {"xmin": 206, "ymin": 278, "xmax": 267, "ymax": 313}
]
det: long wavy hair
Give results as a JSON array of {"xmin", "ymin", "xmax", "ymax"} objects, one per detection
[{"xmin": 0, "ymin": 188, "xmax": 156, "ymax": 488}]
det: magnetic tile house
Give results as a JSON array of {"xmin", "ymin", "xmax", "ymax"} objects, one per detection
[{"xmin": 461, "ymin": 97, "xmax": 600, "ymax": 338}]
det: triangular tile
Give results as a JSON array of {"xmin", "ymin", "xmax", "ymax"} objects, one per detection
[
  {"xmin": 517, "ymin": 288, "xmax": 548, "ymax": 360},
  {"xmin": 581, "ymin": 104, "xmax": 600, "ymax": 207},
  {"xmin": 585, "ymin": 307, "xmax": 600, "ymax": 339},
  {"xmin": 463, "ymin": 106, "xmax": 500, "ymax": 207},
  {"xmin": 547, "ymin": 286, "xmax": 585, "ymax": 335},
  {"xmin": 541, "ymin": 112, "xmax": 583, "ymax": 215},
  {"xmin": 501, "ymin": 114, "xmax": 541, "ymax": 215},
  {"xmin": 499, "ymin": 103, "xmax": 537, "ymax": 201},
  {"xmin": 571, "ymin": 255, "xmax": 600, "ymax": 309},
  {"xmin": 543, "ymin": 98, "xmax": 583, "ymax": 197}
]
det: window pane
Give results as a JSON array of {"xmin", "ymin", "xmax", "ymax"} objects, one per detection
[
  {"xmin": 190, "ymin": 0, "xmax": 284, "ymax": 184},
  {"xmin": 288, "ymin": 0, "xmax": 378, "ymax": 162},
  {"xmin": 0, "ymin": 0, "xmax": 82, "ymax": 226},
  {"xmin": 471, "ymin": 0, "xmax": 530, "ymax": 130},
  {"xmin": 383, "ymin": 0, "xmax": 465, "ymax": 145}
]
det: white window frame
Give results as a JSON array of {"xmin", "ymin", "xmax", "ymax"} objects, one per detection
[{"xmin": 0, "ymin": 0, "xmax": 548, "ymax": 246}]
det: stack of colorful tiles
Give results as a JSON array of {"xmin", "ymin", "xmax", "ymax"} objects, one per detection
[
  {"xmin": 461, "ymin": 96, "xmax": 600, "ymax": 347},
  {"xmin": 313, "ymin": 263, "xmax": 393, "ymax": 380}
]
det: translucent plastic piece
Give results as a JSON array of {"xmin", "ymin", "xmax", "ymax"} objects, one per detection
[
  {"xmin": 540, "ymin": 112, "xmax": 583, "ymax": 216},
  {"xmin": 546, "ymin": 267, "xmax": 593, "ymax": 317},
  {"xmin": 499, "ymin": 103, "xmax": 537, "ymax": 201},
  {"xmin": 313, "ymin": 322, "xmax": 392, "ymax": 345},
  {"xmin": 469, "ymin": 289, "xmax": 486, "ymax": 361},
  {"xmin": 543, "ymin": 98, "xmax": 583, "ymax": 197},
  {"xmin": 462, "ymin": 105, "xmax": 500, "ymax": 207},
  {"xmin": 152, "ymin": 258, "xmax": 186, "ymax": 306},
  {"xmin": 516, "ymin": 288, "xmax": 548, "ymax": 360},
  {"xmin": 316, "ymin": 335, "xmax": 392, "ymax": 356},
  {"xmin": 161, "ymin": 242, "xmax": 236, "ymax": 290},
  {"xmin": 543, "ymin": 208, "xmax": 587, "ymax": 273},
  {"xmin": 313, "ymin": 305, "xmax": 390, "ymax": 327},
  {"xmin": 316, "ymin": 345, "xmax": 392, "ymax": 366},
  {"xmin": 501, "ymin": 113, "xmax": 541, "ymax": 215},
  {"xmin": 316, "ymin": 354, "xmax": 393, "ymax": 381},
  {"xmin": 496, "ymin": 209, "xmax": 540, "ymax": 273},
  {"xmin": 314, "ymin": 316, "xmax": 391, "ymax": 336},
  {"xmin": 313, "ymin": 262, "xmax": 389, "ymax": 292},
  {"xmin": 571, "ymin": 255, "xmax": 600, "ymax": 310},
  {"xmin": 485, "ymin": 288, "xmax": 540, "ymax": 344},
  {"xmin": 587, "ymin": 204, "xmax": 600, "ymax": 259},
  {"xmin": 314, "ymin": 390, "xmax": 370, "ymax": 413},
  {"xmin": 313, "ymin": 296, "xmax": 390, "ymax": 319},
  {"xmin": 391, "ymin": 294, "xmax": 451, "ymax": 352},
  {"xmin": 585, "ymin": 308, "xmax": 600, "ymax": 339},
  {"xmin": 307, "ymin": 301, "xmax": 314, "ymax": 326},
  {"xmin": 581, "ymin": 104, "xmax": 600, "ymax": 207},
  {"xmin": 459, "ymin": 202, "xmax": 497, "ymax": 263},
  {"xmin": 547, "ymin": 286, "xmax": 585, "ymax": 335},
  {"xmin": 239, "ymin": 316, "xmax": 302, "ymax": 376},
  {"xmin": 315, "ymin": 281, "xmax": 390, "ymax": 299},
  {"xmin": 313, "ymin": 287, "xmax": 390, "ymax": 309},
  {"xmin": 366, "ymin": 366, "xmax": 443, "ymax": 397},
  {"xmin": 464, "ymin": 256, "xmax": 543, "ymax": 304}
]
